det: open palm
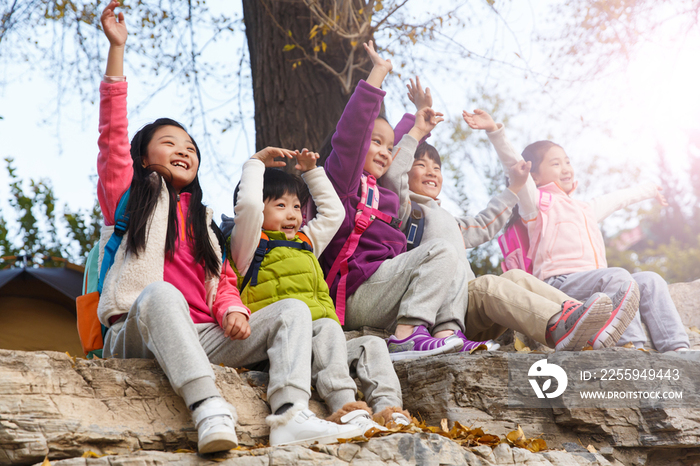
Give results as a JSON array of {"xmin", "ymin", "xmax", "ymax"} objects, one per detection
[
  {"xmin": 101, "ymin": 1, "xmax": 128, "ymax": 47},
  {"xmin": 462, "ymin": 109, "xmax": 496, "ymax": 132}
]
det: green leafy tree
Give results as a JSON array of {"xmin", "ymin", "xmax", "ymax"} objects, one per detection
[{"xmin": 0, "ymin": 157, "xmax": 101, "ymax": 267}]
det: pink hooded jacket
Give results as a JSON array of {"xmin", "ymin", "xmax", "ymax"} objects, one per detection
[{"xmin": 525, "ymin": 181, "xmax": 658, "ymax": 280}]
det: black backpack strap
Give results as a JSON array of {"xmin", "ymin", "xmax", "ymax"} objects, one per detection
[
  {"xmin": 405, "ymin": 201, "xmax": 425, "ymax": 251},
  {"xmin": 240, "ymin": 238, "xmax": 313, "ymax": 291}
]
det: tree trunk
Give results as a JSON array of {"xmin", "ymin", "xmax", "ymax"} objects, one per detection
[{"xmin": 242, "ymin": 0, "xmax": 364, "ymax": 153}]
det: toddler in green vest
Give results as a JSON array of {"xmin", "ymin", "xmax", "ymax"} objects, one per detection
[{"xmin": 223, "ymin": 147, "xmax": 412, "ymax": 441}]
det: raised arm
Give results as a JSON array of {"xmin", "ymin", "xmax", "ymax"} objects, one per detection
[
  {"xmin": 298, "ymin": 150, "xmax": 345, "ymax": 257},
  {"xmin": 102, "ymin": 0, "xmax": 127, "ymax": 77},
  {"xmin": 457, "ymin": 190, "xmax": 519, "ymax": 248},
  {"xmin": 229, "ymin": 148, "xmax": 295, "ymax": 275},
  {"xmin": 590, "ymin": 182, "xmax": 663, "ymax": 222},
  {"xmin": 96, "ymin": 1, "xmax": 132, "ymax": 225},
  {"xmin": 464, "ymin": 109, "xmax": 539, "ymax": 222},
  {"xmin": 382, "ymin": 107, "xmax": 444, "ymax": 223},
  {"xmin": 324, "ymin": 41, "xmax": 389, "ymax": 195}
]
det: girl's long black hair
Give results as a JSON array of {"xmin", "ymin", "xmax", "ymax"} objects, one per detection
[
  {"xmin": 125, "ymin": 118, "xmax": 221, "ymax": 278},
  {"xmin": 504, "ymin": 140, "xmax": 562, "ymax": 230}
]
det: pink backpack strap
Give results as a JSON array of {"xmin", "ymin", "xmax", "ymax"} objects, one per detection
[{"xmin": 326, "ymin": 175, "xmax": 402, "ymax": 324}]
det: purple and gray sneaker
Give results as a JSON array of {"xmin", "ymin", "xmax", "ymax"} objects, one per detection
[
  {"xmin": 387, "ymin": 326, "xmax": 464, "ymax": 361},
  {"xmin": 454, "ymin": 330, "xmax": 501, "ymax": 352}
]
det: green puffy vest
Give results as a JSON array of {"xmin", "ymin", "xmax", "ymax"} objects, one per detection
[{"xmin": 231, "ymin": 230, "xmax": 340, "ymax": 323}]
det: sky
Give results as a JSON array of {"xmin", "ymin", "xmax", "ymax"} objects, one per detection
[{"xmin": 2, "ymin": 1, "xmax": 700, "ymax": 260}]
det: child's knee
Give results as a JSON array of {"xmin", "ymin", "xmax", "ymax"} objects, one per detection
[
  {"xmin": 138, "ymin": 282, "xmax": 186, "ymax": 310},
  {"xmin": 355, "ymin": 335, "xmax": 390, "ymax": 359},
  {"xmin": 277, "ymin": 299, "xmax": 313, "ymax": 324},
  {"xmin": 501, "ymin": 269, "xmax": 528, "ymax": 283},
  {"xmin": 633, "ymin": 271, "xmax": 668, "ymax": 290}
]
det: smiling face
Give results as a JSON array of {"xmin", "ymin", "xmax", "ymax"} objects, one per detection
[
  {"xmin": 531, "ymin": 146, "xmax": 575, "ymax": 193},
  {"xmin": 262, "ymin": 192, "xmax": 303, "ymax": 240},
  {"xmin": 143, "ymin": 125, "xmax": 199, "ymax": 192},
  {"xmin": 408, "ymin": 154, "xmax": 443, "ymax": 199},
  {"xmin": 362, "ymin": 118, "xmax": 395, "ymax": 179}
]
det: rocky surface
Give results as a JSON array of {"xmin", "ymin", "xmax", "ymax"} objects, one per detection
[
  {"xmin": 28, "ymin": 436, "xmax": 620, "ymax": 466},
  {"xmin": 1, "ymin": 280, "xmax": 698, "ymax": 466}
]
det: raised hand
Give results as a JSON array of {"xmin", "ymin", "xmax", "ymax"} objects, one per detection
[
  {"xmin": 364, "ymin": 40, "xmax": 392, "ymax": 88},
  {"xmin": 462, "ymin": 109, "xmax": 498, "ymax": 133},
  {"xmin": 294, "ymin": 148, "xmax": 319, "ymax": 173},
  {"xmin": 409, "ymin": 107, "xmax": 444, "ymax": 141},
  {"xmin": 654, "ymin": 185, "xmax": 669, "ymax": 207},
  {"xmin": 507, "ymin": 160, "xmax": 532, "ymax": 194},
  {"xmin": 407, "ymin": 76, "xmax": 432, "ymax": 111},
  {"xmin": 101, "ymin": 0, "xmax": 127, "ymax": 47},
  {"xmin": 364, "ymin": 40, "xmax": 393, "ymax": 73},
  {"xmin": 252, "ymin": 147, "xmax": 297, "ymax": 168}
]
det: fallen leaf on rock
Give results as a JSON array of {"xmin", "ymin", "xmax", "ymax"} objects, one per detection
[
  {"xmin": 469, "ymin": 344, "xmax": 488, "ymax": 354},
  {"xmin": 175, "ymin": 449, "xmax": 195, "ymax": 453},
  {"xmin": 505, "ymin": 425, "xmax": 548, "ymax": 452},
  {"xmin": 81, "ymin": 451, "xmax": 104, "ymax": 458},
  {"xmin": 622, "ymin": 342, "xmax": 636, "ymax": 349},
  {"xmin": 514, "ymin": 338, "xmax": 531, "ymax": 353},
  {"xmin": 440, "ymin": 418, "xmax": 449, "ymax": 432},
  {"xmin": 689, "ymin": 326, "xmax": 700, "ymax": 334},
  {"xmin": 41, "ymin": 457, "xmax": 51, "ymax": 466},
  {"xmin": 586, "ymin": 444, "xmax": 597, "ymax": 453}
]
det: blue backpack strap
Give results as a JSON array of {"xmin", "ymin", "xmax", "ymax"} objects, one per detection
[
  {"xmin": 98, "ymin": 188, "xmax": 130, "ymax": 294},
  {"xmin": 240, "ymin": 235, "xmax": 314, "ymax": 291},
  {"xmin": 405, "ymin": 201, "xmax": 425, "ymax": 251}
]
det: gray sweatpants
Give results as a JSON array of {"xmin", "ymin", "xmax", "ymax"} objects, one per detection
[
  {"xmin": 346, "ymin": 336, "xmax": 403, "ymax": 413},
  {"xmin": 103, "ymin": 282, "xmax": 313, "ymax": 412},
  {"xmin": 310, "ymin": 318, "xmax": 358, "ymax": 413},
  {"xmin": 344, "ymin": 239, "xmax": 468, "ymax": 334},
  {"xmin": 546, "ymin": 268, "xmax": 689, "ymax": 352}
]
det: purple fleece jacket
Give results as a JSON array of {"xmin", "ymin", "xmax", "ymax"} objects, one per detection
[{"xmin": 320, "ymin": 80, "xmax": 408, "ymax": 302}]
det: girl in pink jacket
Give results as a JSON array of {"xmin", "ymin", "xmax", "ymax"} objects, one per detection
[
  {"xmin": 468, "ymin": 107, "xmax": 690, "ymax": 353},
  {"xmin": 97, "ymin": 1, "xmax": 361, "ymax": 453}
]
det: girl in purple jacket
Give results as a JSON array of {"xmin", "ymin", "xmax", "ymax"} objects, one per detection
[{"xmin": 320, "ymin": 42, "xmax": 472, "ymax": 361}]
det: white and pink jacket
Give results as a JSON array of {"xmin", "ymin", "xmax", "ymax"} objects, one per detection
[
  {"xmin": 96, "ymin": 80, "xmax": 249, "ymax": 327},
  {"xmin": 486, "ymin": 125, "xmax": 659, "ymax": 281}
]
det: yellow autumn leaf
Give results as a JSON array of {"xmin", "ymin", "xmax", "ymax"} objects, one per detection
[
  {"xmin": 309, "ymin": 24, "xmax": 319, "ymax": 39},
  {"xmin": 351, "ymin": 41, "xmax": 358, "ymax": 47},
  {"xmin": 283, "ymin": 44, "xmax": 296, "ymax": 52},
  {"xmin": 374, "ymin": 2, "xmax": 383, "ymax": 12},
  {"xmin": 287, "ymin": 30, "xmax": 292, "ymax": 37},
  {"xmin": 313, "ymin": 45, "xmax": 320, "ymax": 52},
  {"xmin": 41, "ymin": 457, "xmax": 51, "ymax": 466},
  {"xmin": 321, "ymin": 41, "xmax": 327, "ymax": 52},
  {"xmin": 81, "ymin": 451, "xmax": 103, "ymax": 458},
  {"xmin": 358, "ymin": 8, "xmax": 364, "ymax": 14}
]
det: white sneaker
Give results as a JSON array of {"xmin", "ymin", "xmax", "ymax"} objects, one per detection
[
  {"xmin": 390, "ymin": 412, "xmax": 411, "ymax": 426},
  {"xmin": 269, "ymin": 407, "xmax": 363, "ymax": 446},
  {"xmin": 192, "ymin": 397, "xmax": 238, "ymax": 454},
  {"xmin": 340, "ymin": 409, "xmax": 388, "ymax": 435}
]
